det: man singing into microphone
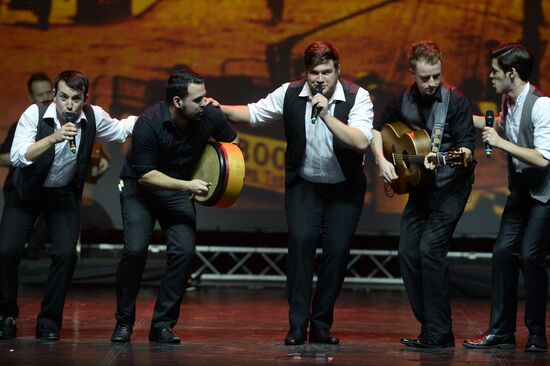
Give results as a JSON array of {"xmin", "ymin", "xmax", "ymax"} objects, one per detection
[
  {"xmin": 464, "ymin": 43, "xmax": 550, "ymax": 352},
  {"xmin": 0, "ymin": 70, "xmax": 136, "ymax": 341},
  {"xmin": 212, "ymin": 41, "xmax": 373, "ymax": 345}
]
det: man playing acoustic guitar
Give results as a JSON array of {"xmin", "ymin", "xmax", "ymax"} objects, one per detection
[{"xmin": 370, "ymin": 40, "xmax": 475, "ymax": 348}]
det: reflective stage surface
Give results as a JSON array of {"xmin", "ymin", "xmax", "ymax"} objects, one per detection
[{"xmin": 0, "ymin": 285, "xmax": 549, "ymax": 365}]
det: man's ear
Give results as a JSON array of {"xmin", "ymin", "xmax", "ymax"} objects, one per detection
[
  {"xmin": 172, "ymin": 96, "xmax": 182, "ymax": 108},
  {"xmin": 408, "ymin": 67, "xmax": 415, "ymax": 77},
  {"xmin": 84, "ymin": 93, "xmax": 89, "ymax": 103}
]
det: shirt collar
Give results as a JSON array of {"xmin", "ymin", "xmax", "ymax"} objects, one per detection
[
  {"xmin": 514, "ymin": 82, "xmax": 531, "ymax": 107},
  {"xmin": 43, "ymin": 102, "xmax": 85, "ymax": 125},
  {"xmin": 411, "ymin": 83, "xmax": 443, "ymax": 102},
  {"xmin": 298, "ymin": 80, "xmax": 346, "ymax": 103},
  {"xmin": 161, "ymin": 101, "xmax": 173, "ymax": 123}
]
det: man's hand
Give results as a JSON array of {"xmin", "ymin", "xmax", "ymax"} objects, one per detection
[
  {"xmin": 424, "ymin": 152, "xmax": 437, "ymax": 171},
  {"xmin": 377, "ymin": 158, "xmax": 398, "ymax": 183},
  {"xmin": 97, "ymin": 157, "xmax": 110, "ymax": 176},
  {"xmin": 308, "ymin": 93, "xmax": 329, "ymax": 118},
  {"xmin": 482, "ymin": 126, "xmax": 502, "ymax": 149},
  {"xmin": 188, "ymin": 179, "xmax": 211, "ymax": 196},
  {"xmin": 52, "ymin": 122, "xmax": 77, "ymax": 144},
  {"xmin": 204, "ymin": 97, "xmax": 220, "ymax": 108}
]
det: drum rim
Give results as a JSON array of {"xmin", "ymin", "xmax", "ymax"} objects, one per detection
[{"xmin": 198, "ymin": 141, "xmax": 227, "ymax": 206}]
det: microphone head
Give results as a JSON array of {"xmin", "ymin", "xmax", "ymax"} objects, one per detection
[
  {"xmin": 314, "ymin": 84, "xmax": 323, "ymax": 95},
  {"xmin": 63, "ymin": 112, "xmax": 77, "ymax": 123}
]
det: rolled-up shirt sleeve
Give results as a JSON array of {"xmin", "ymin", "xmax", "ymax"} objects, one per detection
[
  {"xmin": 248, "ymin": 83, "xmax": 287, "ymax": 126},
  {"xmin": 347, "ymin": 87, "xmax": 374, "ymax": 142},
  {"xmin": 532, "ymin": 97, "xmax": 550, "ymax": 160},
  {"xmin": 93, "ymin": 105, "xmax": 137, "ymax": 143},
  {"xmin": 11, "ymin": 104, "xmax": 40, "ymax": 167}
]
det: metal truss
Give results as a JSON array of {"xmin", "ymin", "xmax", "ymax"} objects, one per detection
[
  {"xmin": 93, "ymin": 244, "xmax": 491, "ymax": 286},
  {"xmin": 191, "ymin": 246, "xmax": 493, "ymax": 286}
]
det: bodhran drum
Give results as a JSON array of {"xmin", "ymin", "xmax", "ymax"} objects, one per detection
[{"xmin": 190, "ymin": 141, "xmax": 245, "ymax": 208}]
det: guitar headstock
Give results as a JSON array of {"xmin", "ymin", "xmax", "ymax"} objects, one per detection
[
  {"xmin": 426, "ymin": 150, "xmax": 470, "ymax": 168},
  {"xmin": 445, "ymin": 149, "xmax": 469, "ymax": 168}
]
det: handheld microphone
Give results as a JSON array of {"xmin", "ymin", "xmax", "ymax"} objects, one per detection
[
  {"xmin": 310, "ymin": 84, "xmax": 324, "ymax": 124},
  {"xmin": 63, "ymin": 112, "xmax": 77, "ymax": 154},
  {"xmin": 485, "ymin": 110, "xmax": 494, "ymax": 158}
]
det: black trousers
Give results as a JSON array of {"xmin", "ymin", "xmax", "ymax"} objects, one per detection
[
  {"xmin": 488, "ymin": 179, "xmax": 550, "ymax": 337},
  {"xmin": 398, "ymin": 174, "xmax": 472, "ymax": 340},
  {"xmin": 115, "ymin": 179, "xmax": 196, "ymax": 330},
  {"xmin": 0, "ymin": 185, "xmax": 80, "ymax": 331},
  {"xmin": 285, "ymin": 177, "xmax": 364, "ymax": 332}
]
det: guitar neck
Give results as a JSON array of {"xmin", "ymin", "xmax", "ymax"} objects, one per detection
[
  {"xmin": 392, "ymin": 153, "xmax": 430, "ymax": 165},
  {"xmin": 392, "ymin": 153, "xmax": 458, "ymax": 167}
]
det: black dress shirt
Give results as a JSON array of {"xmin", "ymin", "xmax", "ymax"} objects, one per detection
[
  {"xmin": 121, "ymin": 102, "xmax": 237, "ymax": 180},
  {"xmin": 374, "ymin": 84, "xmax": 475, "ymax": 153}
]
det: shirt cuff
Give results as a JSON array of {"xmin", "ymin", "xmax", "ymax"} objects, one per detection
[
  {"xmin": 247, "ymin": 103, "xmax": 260, "ymax": 125},
  {"xmin": 536, "ymin": 147, "xmax": 550, "ymax": 161},
  {"xmin": 11, "ymin": 149, "xmax": 34, "ymax": 167},
  {"xmin": 132, "ymin": 165, "xmax": 156, "ymax": 178}
]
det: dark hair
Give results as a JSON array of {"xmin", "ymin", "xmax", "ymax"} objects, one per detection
[
  {"xmin": 304, "ymin": 41, "xmax": 340, "ymax": 71},
  {"xmin": 490, "ymin": 43, "xmax": 533, "ymax": 81},
  {"xmin": 407, "ymin": 40, "xmax": 443, "ymax": 69},
  {"xmin": 54, "ymin": 70, "xmax": 89, "ymax": 96},
  {"xmin": 27, "ymin": 73, "xmax": 52, "ymax": 94},
  {"xmin": 165, "ymin": 69, "xmax": 204, "ymax": 104}
]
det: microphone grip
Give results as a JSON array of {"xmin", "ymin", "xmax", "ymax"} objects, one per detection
[
  {"xmin": 485, "ymin": 110, "xmax": 494, "ymax": 158},
  {"xmin": 69, "ymin": 138, "xmax": 77, "ymax": 154},
  {"xmin": 64, "ymin": 112, "xmax": 77, "ymax": 154},
  {"xmin": 310, "ymin": 85, "xmax": 324, "ymax": 124},
  {"xmin": 311, "ymin": 106, "xmax": 322, "ymax": 124}
]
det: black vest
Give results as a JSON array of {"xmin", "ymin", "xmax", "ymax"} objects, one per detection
[
  {"xmin": 282, "ymin": 79, "xmax": 365, "ymax": 188},
  {"xmin": 11, "ymin": 103, "xmax": 97, "ymax": 202},
  {"xmin": 401, "ymin": 84, "xmax": 465, "ymax": 188},
  {"xmin": 503, "ymin": 85, "xmax": 550, "ymax": 203}
]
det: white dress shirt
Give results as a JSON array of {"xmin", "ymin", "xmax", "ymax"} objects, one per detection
[
  {"xmin": 11, "ymin": 103, "xmax": 136, "ymax": 187},
  {"xmin": 502, "ymin": 82, "xmax": 550, "ymax": 172},
  {"xmin": 248, "ymin": 80, "xmax": 373, "ymax": 183}
]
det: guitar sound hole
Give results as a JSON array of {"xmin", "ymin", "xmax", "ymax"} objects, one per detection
[{"xmin": 401, "ymin": 150, "xmax": 411, "ymax": 169}]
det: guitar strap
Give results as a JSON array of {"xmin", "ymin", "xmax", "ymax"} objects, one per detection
[{"xmin": 428, "ymin": 86, "xmax": 451, "ymax": 153}]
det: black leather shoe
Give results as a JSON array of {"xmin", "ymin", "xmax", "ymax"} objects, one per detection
[
  {"xmin": 36, "ymin": 324, "xmax": 59, "ymax": 341},
  {"xmin": 111, "ymin": 323, "xmax": 132, "ymax": 343},
  {"xmin": 463, "ymin": 332, "xmax": 515, "ymax": 349},
  {"xmin": 400, "ymin": 337, "xmax": 423, "ymax": 348},
  {"xmin": 149, "ymin": 327, "xmax": 180, "ymax": 344},
  {"xmin": 401, "ymin": 334, "xmax": 454, "ymax": 349},
  {"xmin": 0, "ymin": 317, "xmax": 16, "ymax": 339},
  {"xmin": 525, "ymin": 334, "xmax": 547, "ymax": 353},
  {"xmin": 309, "ymin": 329, "xmax": 339, "ymax": 345},
  {"xmin": 284, "ymin": 327, "xmax": 306, "ymax": 346}
]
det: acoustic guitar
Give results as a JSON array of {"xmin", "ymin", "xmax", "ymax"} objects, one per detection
[{"xmin": 381, "ymin": 122, "xmax": 469, "ymax": 194}]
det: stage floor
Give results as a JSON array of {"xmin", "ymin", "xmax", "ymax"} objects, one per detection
[{"xmin": 0, "ymin": 285, "xmax": 549, "ymax": 365}]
